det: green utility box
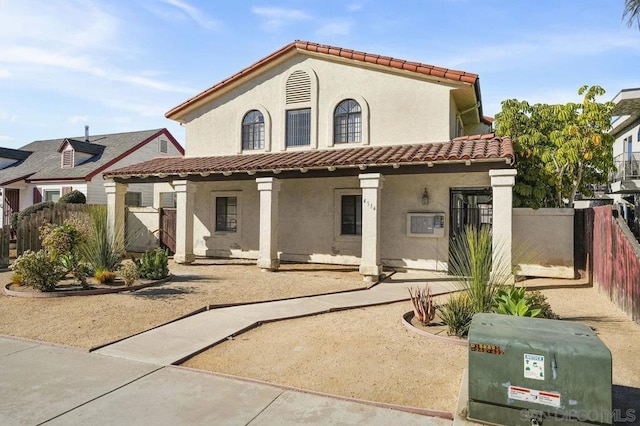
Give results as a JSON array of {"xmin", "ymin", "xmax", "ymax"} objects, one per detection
[{"xmin": 468, "ymin": 313, "xmax": 612, "ymax": 425}]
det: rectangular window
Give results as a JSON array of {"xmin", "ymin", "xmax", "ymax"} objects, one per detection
[
  {"xmin": 125, "ymin": 192, "xmax": 142, "ymax": 207},
  {"xmin": 341, "ymin": 195, "xmax": 362, "ymax": 235},
  {"xmin": 159, "ymin": 192, "xmax": 176, "ymax": 208},
  {"xmin": 159, "ymin": 139, "xmax": 168, "ymax": 154},
  {"xmin": 286, "ymin": 108, "xmax": 311, "ymax": 147},
  {"xmin": 216, "ymin": 197, "xmax": 238, "ymax": 232},
  {"xmin": 44, "ymin": 190, "xmax": 60, "ymax": 202}
]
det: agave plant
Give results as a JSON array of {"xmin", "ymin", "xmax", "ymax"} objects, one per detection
[{"xmin": 408, "ymin": 285, "xmax": 436, "ymax": 325}]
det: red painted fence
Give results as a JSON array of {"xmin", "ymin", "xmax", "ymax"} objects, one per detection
[{"xmin": 590, "ymin": 206, "xmax": 640, "ymax": 325}]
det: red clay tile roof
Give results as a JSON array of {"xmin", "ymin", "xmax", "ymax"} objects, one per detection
[
  {"xmin": 104, "ymin": 135, "xmax": 513, "ymax": 179},
  {"xmin": 165, "ymin": 40, "xmax": 479, "ymax": 120}
]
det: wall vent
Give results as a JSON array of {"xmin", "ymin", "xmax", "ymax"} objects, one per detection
[{"xmin": 286, "ymin": 70, "xmax": 311, "ymax": 104}]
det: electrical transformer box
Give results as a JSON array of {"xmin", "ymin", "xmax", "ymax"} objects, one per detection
[{"xmin": 468, "ymin": 313, "xmax": 612, "ymax": 425}]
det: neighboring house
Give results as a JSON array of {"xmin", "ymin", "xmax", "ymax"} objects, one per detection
[
  {"xmin": 0, "ymin": 128, "xmax": 184, "ymax": 228},
  {"xmin": 609, "ymin": 88, "xmax": 640, "ymax": 237},
  {"xmin": 104, "ymin": 41, "xmax": 517, "ymax": 280}
]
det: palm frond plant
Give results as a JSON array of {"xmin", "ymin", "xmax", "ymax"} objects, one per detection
[{"xmin": 79, "ymin": 205, "xmax": 124, "ymax": 275}]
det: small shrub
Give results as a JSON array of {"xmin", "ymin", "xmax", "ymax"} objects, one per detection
[
  {"xmin": 58, "ymin": 190, "xmax": 86, "ymax": 204},
  {"xmin": 94, "ymin": 269, "xmax": 116, "ymax": 284},
  {"xmin": 408, "ymin": 285, "xmax": 436, "ymax": 325},
  {"xmin": 119, "ymin": 260, "xmax": 139, "ymax": 286},
  {"xmin": 526, "ymin": 290, "xmax": 556, "ymax": 319},
  {"xmin": 11, "ymin": 274, "xmax": 22, "ymax": 286},
  {"xmin": 134, "ymin": 248, "xmax": 169, "ymax": 280},
  {"xmin": 17, "ymin": 201, "xmax": 54, "ymax": 220},
  {"xmin": 439, "ymin": 293, "xmax": 475, "ymax": 337},
  {"xmin": 494, "ymin": 286, "xmax": 541, "ymax": 317},
  {"xmin": 10, "ymin": 250, "xmax": 64, "ymax": 291}
]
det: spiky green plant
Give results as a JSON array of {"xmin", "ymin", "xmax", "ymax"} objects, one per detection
[
  {"xmin": 79, "ymin": 205, "xmax": 124, "ymax": 274},
  {"xmin": 448, "ymin": 225, "xmax": 512, "ymax": 314}
]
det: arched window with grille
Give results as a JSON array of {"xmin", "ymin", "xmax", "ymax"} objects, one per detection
[
  {"xmin": 242, "ymin": 110, "xmax": 265, "ymax": 150},
  {"xmin": 334, "ymin": 99, "xmax": 362, "ymax": 144}
]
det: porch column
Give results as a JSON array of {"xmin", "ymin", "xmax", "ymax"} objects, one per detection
[
  {"xmin": 104, "ymin": 180, "xmax": 127, "ymax": 251},
  {"xmin": 173, "ymin": 180, "xmax": 196, "ymax": 264},
  {"xmin": 256, "ymin": 177, "xmax": 281, "ymax": 271},
  {"xmin": 490, "ymin": 169, "xmax": 517, "ymax": 277},
  {"xmin": 359, "ymin": 173, "xmax": 384, "ymax": 282}
]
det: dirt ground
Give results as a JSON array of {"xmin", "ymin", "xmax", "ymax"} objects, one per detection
[
  {"xmin": 183, "ymin": 279, "xmax": 640, "ymax": 414},
  {"xmin": 1, "ymin": 262, "xmax": 639, "ymax": 416},
  {"xmin": 0, "ymin": 259, "xmax": 364, "ymax": 349}
]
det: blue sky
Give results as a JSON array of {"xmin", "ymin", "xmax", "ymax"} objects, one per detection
[{"xmin": 0, "ymin": 0, "xmax": 638, "ymax": 149}]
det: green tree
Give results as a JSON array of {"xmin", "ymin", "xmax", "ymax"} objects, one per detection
[
  {"xmin": 624, "ymin": 0, "xmax": 640, "ymax": 29},
  {"xmin": 495, "ymin": 85, "xmax": 615, "ymax": 208}
]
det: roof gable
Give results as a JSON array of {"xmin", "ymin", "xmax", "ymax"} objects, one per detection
[
  {"xmin": 166, "ymin": 40, "xmax": 481, "ymax": 122},
  {"xmin": 0, "ymin": 128, "xmax": 183, "ymax": 185}
]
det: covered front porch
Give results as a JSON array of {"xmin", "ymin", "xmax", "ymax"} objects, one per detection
[{"xmin": 104, "ymin": 136, "xmax": 516, "ymax": 280}]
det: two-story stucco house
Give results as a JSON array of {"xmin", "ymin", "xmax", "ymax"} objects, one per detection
[
  {"xmin": 104, "ymin": 41, "xmax": 517, "ymax": 280},
  {"xmin": 0, "ymin": 128, "xmax": 183, "ymax": 229}
]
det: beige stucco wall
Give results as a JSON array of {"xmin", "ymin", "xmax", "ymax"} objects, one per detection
[
  {"xmin": 184, "ymin": 55, "xmax": 465, "ymax": 157},
  {"xmin": 126, "ymin": 207, "xmax": 160, "ymax": 253},
  {"xmin": 189, "ymin": 171, "xmax": 491, "ymax": 270},
  {"xmin": 512, "ymin": 208, "xmax": 575, "ymax": 278}
]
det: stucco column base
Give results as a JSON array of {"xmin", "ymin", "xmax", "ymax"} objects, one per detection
[
  {"xmin": 490, "ymin": 169, "xmax": 517, "ymax": 281},
  {"xmin": 359, "ymin": 265, "xmax": 383, "ymax": 282},
  {"xmin": 173, "ymin": 253, "xmax": 196, "ymax": 264},
  {"xmin": 257, "ymin": 259, "xmax": 280, "ymax": 272}
]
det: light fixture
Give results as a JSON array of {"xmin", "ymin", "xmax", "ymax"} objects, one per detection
[{"xmin": 421, "ymin": 188, "xmax": 429, "ymax": 205}]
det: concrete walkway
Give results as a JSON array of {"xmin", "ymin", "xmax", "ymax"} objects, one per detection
[
  {"xmin": 0, "ymin": 336, "xmax": 452, "ymax": 425},
  {"xmin": 95, "ymin": 270, "xmax": 458, "ymax": 365},
  {"xmin": 1, "ymin": 270, "xmax": 457, "ymax": 425}
]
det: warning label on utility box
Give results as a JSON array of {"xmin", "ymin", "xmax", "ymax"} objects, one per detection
[
  {"xmin": 508, "ymin": 386, "xmax": 561, "ymax": 408},
  {"xmin": 524, "ymin": 353, "xmax": 545, "ymax": 380}
]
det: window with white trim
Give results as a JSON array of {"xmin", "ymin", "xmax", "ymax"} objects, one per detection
[
  {"xmin": 334, "ymin": 99, "xmax": 361, "ymax": 144},
  {"xmin": 44, "ymin": 190, "xmax": 60, "ymax": 202},
  {"xmin": 341, "ymin": 194, "xmax": 362, "ymax": 235},
  {"xmin": 286, "ymin": 108, "xmax": 311, "ymax": 147},
  {"xmin": 242, "ymin": 110, "xmax": 265, "ymax": 150},
  {"xmin": 125, "ymin": 192, "xmax": 142, "ymax": 207},
  {"xmin": 216, "ymin": 197, "xmax": 238, "ymax": 232}
]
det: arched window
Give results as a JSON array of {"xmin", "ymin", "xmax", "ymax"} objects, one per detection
[
  {"xmin": 242, "ymin": 110, "xmax": 265, "ymax": 150},
  {"xmin": 334, "ymin": 99, "xmax": 362, "ymax": 144}
]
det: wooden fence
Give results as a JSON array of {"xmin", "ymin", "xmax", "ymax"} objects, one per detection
[
  {"xmin": 580, "ymin": 206, "xmax": 640, "ymax": 325},
  {"xmin": 0, "ymin": 227, "xmax": 9, "ymax": 268},
  {"xmin": 16, "ymin": 204, "xmax": 91, "ymax": 255}
]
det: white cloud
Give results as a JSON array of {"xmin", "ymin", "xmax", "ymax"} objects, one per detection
[
  {"xmin": 0, "ymin": 112, "xmax": 18, "ymax": 122},
  {"xmin": 252, "ymin": 7, "xmax": 310, "ymax": 32},
  {"xmin": 0, "ymin": 69, "xmax": 9, "ymax": 78},
  {"xmin": 159, "ymin": 0, "xmax": 220, "ymax": 30},
  {"xmin": 316, "ymin": 19, "xmax": 353, "ymax": 38},
  {"xmin": 347, "ymin": 1, "xmax": 368, "ymax": 11},
  {"xmin": 0, "ymin": 135, "xmax": 13, "ymax": 142},
  {"xmin": 67, "ymin": 115, "xmax": 88, "ymax": 124}
]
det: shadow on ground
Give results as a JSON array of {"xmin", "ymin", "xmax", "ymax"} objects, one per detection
[
  {"xmin": 613, "ymin": 384, "xmax": 639, "ymax": 425},
  {"xmin": 133, "ymin": 286, "xmax": 197, "ymax": 299}
]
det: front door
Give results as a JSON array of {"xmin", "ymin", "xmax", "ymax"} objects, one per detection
[
  {"xmin": 449, "ymin": 188, "xmax": 492, "ymax": 273},
  {"xmin": 159, "ymin": 208, "xmax": 177, "ymax": 254}
]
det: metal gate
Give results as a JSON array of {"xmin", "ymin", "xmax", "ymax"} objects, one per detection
[
  {"xmin": 159, "ymin": 208, "xmax": 176, "ymax": 254},
  {"xmin": 3, "ymin": 189, "xmax": 19, "ymax": 229},
  {"xmin": 449, "ymin": 188, "xmax": 492, "ymax": 273}
]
